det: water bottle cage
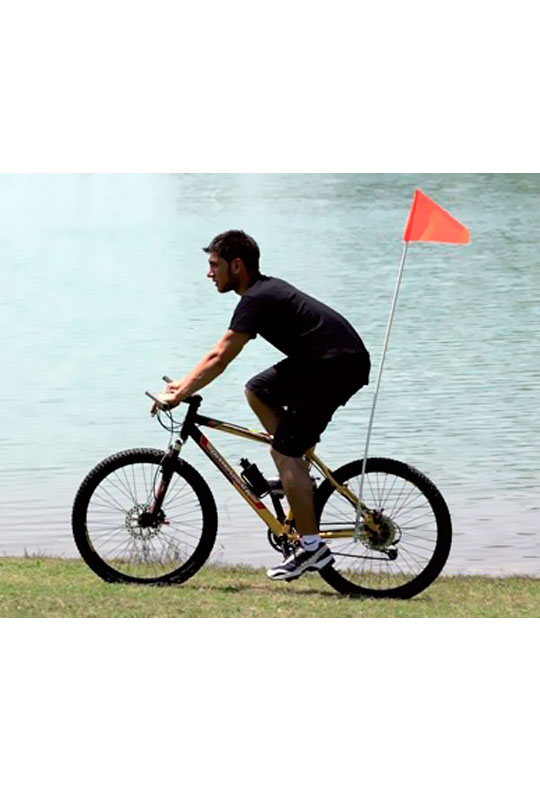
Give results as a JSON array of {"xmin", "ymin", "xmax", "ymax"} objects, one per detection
[{"xmin": 240, "ymin": 459, "xmax": 271, "ymax": 498}]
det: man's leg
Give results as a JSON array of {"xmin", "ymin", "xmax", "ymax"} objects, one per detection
[
  {"xmin": 267, "ymin": 446, "xmax": 334, "ymax": 581},
  {"xmin": 244, "ymin": 387, "xmax": 284, "ymax": 436},
  {"xmin": 269, "ymin": 449, "xmax": 318, "ymax": 536},
  {"xmin": 266, "ymin": 450, "xmax": 334, "ymax": 580},
  {"xmin": 246, "ymin": 384, "xmax": 333, "ymax": 580},
  {"xmin": 246, "ymin": 388, "xmax": 319, "ymax": 534}
]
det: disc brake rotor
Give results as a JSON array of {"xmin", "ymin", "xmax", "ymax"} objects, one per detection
[{"xmin": 125, "ymin": 505, "xmax": 163, "ymax": 540}]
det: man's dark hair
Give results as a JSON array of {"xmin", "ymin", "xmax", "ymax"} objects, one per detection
[{"xmin": 203, "ymin": 230, "xmax": 261, "ymax": 275}]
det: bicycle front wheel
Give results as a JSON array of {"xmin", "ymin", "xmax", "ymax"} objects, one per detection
[
  {"xmin": 72, "ymin": 448, "xmax": 218, "ymax": 585},
  {"xmin": 315, "ymin": 457, "xmax": 452, "ymax": 599}
]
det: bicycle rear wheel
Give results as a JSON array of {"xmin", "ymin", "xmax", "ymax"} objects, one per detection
[
  {"xmin": 315, "ymin": 457, "xmax": 452, "ymax": 599},
  {"xmin": 72, "ymin": 448, "xmax": 218, "ymax": 585}
]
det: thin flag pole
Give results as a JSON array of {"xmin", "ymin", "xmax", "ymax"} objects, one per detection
[
  {"xmin": 356, "ymin": 241, "xmax": 409, "ymax": 529},
  {"xmin": 354, "ymin": 188, "xmax": 469, "ymax": 532}
]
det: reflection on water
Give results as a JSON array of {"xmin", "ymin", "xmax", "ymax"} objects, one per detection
[{"xmin": 1, "ymin": 173, "xmax": 539, "ymax": 576}]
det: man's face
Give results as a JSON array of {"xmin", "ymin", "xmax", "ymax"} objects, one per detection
[{"xmin": 206, "ymin": 252, "xmax": 236, "ymax": 293}]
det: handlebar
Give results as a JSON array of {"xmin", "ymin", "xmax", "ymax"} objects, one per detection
[{"xmin": 145, "ymin": 376, "xmax": 202, "ymax": 411}]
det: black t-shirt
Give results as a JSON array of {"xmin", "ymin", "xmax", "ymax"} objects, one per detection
[{"xmin": 229, "ymin": 274, "xmax": 369, "ymax": 362}]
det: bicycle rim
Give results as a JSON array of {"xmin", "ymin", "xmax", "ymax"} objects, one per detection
[
  {"xmin": 316, "ymin": 458, "xmax": 452, "ymax": 598},
  {"xmin": 73, "ymin": 449, "xmax": 216, "ymax": 584}
]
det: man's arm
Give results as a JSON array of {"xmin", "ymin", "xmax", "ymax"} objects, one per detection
[{"xmin": 152, "ymin": 330, "xmax": 251, "ymax": 412}]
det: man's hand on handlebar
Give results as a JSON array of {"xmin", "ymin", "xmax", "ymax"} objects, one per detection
[{"xmin": 149, "ymin": 377, "xmax": 185, "ymax": 417}]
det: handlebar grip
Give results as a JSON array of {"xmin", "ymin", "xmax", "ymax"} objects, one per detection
[{"xmin": 163, "ymin": 375, "xmax": 173, "ymax": 384}]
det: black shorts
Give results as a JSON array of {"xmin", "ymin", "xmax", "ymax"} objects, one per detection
[{"xmin": 246, "ymin": 353, "xmax": 370, "ymax": 457}]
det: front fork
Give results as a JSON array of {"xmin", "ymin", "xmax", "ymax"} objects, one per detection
[{"xmin": 141, "ymin": 440, "xmax": 183, "ymax": 527}]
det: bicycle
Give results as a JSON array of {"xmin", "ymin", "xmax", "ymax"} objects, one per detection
[{"xmin": 71, "ymin": 377, "xmax": 452, "ymax": 599}]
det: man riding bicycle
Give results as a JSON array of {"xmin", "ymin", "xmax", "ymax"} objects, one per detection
[{"xmin": 152, "ymin": 230, "xmax": 370, "ymax": 581}]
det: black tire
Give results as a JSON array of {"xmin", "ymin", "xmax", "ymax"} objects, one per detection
[
  {"xmin": 72, "ymin": 448, "xmax": 218, "ymax": 585},
  {"xmin": 314, "ymin": 457, "xmax": 452, "ymax": 599}
]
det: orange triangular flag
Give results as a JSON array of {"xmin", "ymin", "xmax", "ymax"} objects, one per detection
[{"xmin": 404, "ymin": 189, "xmax": 470, "ymax": 244}]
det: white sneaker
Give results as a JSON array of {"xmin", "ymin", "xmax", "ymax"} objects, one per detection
[{"xmin": 267, "ymin": 542, "xmax": 334, "ymax": 581}]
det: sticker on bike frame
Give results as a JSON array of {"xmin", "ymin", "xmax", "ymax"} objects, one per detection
[{"xmin": 199, "ymin": 435, "xmax": 267, "ymax": 511}]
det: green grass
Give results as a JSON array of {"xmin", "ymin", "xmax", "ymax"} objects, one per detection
[{"xmin": 1, "ymin": 557, "xmax": 539, "ymax": 617}]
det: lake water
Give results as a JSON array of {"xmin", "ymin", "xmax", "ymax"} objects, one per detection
[{"xmin": 1, "ymin": 173, "xmax": 539, "ymax": 575}]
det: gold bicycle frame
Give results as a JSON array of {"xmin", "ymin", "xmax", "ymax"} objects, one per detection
[{"xmin": 186, "ymin": 414, "xmax": 363, "ymax": 542}]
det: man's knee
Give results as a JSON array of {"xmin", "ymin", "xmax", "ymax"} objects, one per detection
[
  {"xmin": 270, "ymin": 446, "xmax": 301, "ymax": 467},
  {"xmin": 246, "ymin": 387, "xmax": 270, "ymax": 417},
  {"xmin": 245, "ymin": 385, "xmax": 269, "ymax": 407}
]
